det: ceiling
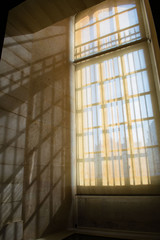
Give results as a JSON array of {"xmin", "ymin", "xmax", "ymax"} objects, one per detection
[
  {"xmin": 6, "ymin": 0, "xmax": 105, "ymax": 36},
  {"xmin": 4, "ymin": 0, "xmax": 160, "ymax": 45}
]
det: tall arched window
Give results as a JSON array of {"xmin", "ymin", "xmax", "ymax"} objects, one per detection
[{"xmin": 74, "ymin": 0, "xmax": 160, "ymax": 194}]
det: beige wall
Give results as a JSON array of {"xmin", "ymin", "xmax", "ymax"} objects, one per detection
[
  {"xmin": 23, "ymin": 18, "xmax": 73, "ymax": 240},
  {"xmin": 0, "ymin": 16, "xmax": 73, "ymax": 240},
  {"xmin": 0, "ymin": 22, "xmax": 32, "ymax": 239}
]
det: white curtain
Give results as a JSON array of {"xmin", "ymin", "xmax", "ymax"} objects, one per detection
[{"xmin": 75, "ymin": 0, "xmax": 160, "ymax": 194}]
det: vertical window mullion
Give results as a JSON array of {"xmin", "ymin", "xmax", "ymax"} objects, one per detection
[
  {"xmin": 81, "ymin": 69, "xmax": 85, "ymax": 186},
  {"xmin": 121, "ymin": 53, "xmax": 136, "ymax": 185},
  {"xmin": 114, "ymin": 1, "xmax": 121, "ymax": 46},
  {"xmin": 84, "ymin": 68, "xmax": 91, "ymax": 186},
  {"xmin": 127, "ymin": 53, "xmax": 143, "ymax": 185},
  {"xmin": 113, "ymin": 65, "xmax": 123, "ymax": 186},
  {"xmin": 89, "ymin": 67, "xmax": 94, "ymax": 186},
  {"xmin": 99, "ymin": 62, "xmax": 109, "ymax": 186}
]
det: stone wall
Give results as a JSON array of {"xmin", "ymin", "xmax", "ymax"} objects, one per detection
[
  {"xmin": 0, "ymin": 16, "xmax": 73, "ymax": 240},
  {"xmin": 0, "ymin": 21, "xmax": 32, "ymax": 239},
  {"xmin": 76, "ymin": 196, "xmax": 160, "ymax": 234},
  {"xmin": 23, "ymin": 18, "xmax": 73, "ymax": 240}
]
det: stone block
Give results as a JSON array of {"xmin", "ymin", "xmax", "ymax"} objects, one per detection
[
  {"xmin": 9, "ymin": 65, "xmax": 31, "ymax": 88},
  {"xmin": 0, "ymin": 75, "xmax": 28, "ymax": 102},
  {"xmin": 0, "ymin": 91, "xmax": 28, "ymax": 117},
  {"xmin": 27, "ymin": 120, "xmax": 41, "ymax": 151},
  {"xmin": 0, "ymin": 126, "xmax": 26, "ymax": 149},
  {"xmin": 0, "ymin": 201, "xmax": 22, "ymax": 228},
  {"xmin": 1, "ymin": 48, "xmax": 28, "ymax": 70},
  {"xmin": 23, "ymin": 181, "xmax": 37, "ymax": 223},
  {"xmin": 0, "ymin": 183, "xmax": 23, "ymax": 203},
  {"xmin": 0, "ymin": 221, "xmax": 23, "ymax": 240},
  {"xmin": 23, "ymin": 214, "xmax": 37, "ymax": 240},
  {"xmin": 0, "ymin": 146, "xmax": 25, "ymax": 165},
  {"xmin": 0, "ymin": 109, "xmax": 26, "ymax": 131},
  {"xmin": 0, "ymin": 60, "xmax": 14, "ymax": 76},
  {"xmin": 0, "ymin": 164, "xmax": 24, "ymax": 183},
  {"xmin": 38, "ymin": 199, "xmax": 50, "ymax": 236},
  {"xmin": 77, "ymin": 196, "xmax": 160, "ymax": 232}
]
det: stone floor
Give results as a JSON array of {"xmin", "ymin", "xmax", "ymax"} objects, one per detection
[
  {"xmin": 36, "ymin": 231, "xmax": 74, "ymax": 240},
  {"xmin": 36, "ymin": 230, "xmax": 160, "ymax": 240},
  {"xmin": 62, "ymin": 233, "xmax": 127, "ymax": 240},
  {"xmin": 37, "ymin": 232, "xmax": 128, "ymax": 240}
]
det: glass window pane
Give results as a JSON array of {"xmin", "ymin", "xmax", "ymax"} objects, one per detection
[
  {"xmin": 75, "ymin": 0, "xmax": 144, "ymax": 59},
  {"xmin": 75, "ymin": 1, "xmax": 160, "ymax": 192}
]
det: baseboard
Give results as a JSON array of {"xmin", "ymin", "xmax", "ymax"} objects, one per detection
[{"xmin": 68, "ymin": 226, "xmax": 160, "ymax": 240}]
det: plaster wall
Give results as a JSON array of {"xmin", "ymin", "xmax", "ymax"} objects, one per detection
[
  {"xmin": 0, "ymin": 16, "xmax": 73, "ymax": 240},
  {"xmin": 0, "ymin": 22, "xmax": 32, "ymax": 239},
  {"xmin": 23, "ymin": 18, "xmax": 73, "ymax": 240}
]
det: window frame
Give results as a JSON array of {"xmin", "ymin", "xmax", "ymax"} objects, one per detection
[{"xmin": 72, "ymin": 0, "xmax": 160, "ymax": 196}]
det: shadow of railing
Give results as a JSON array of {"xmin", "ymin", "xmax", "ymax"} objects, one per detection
[
  {"xmin": 0, "ymin": 18, "xmax": 72, "ymax": 240},
  {"xmin": 22, "ymin": 19, "xmax": 72, "ymax": 239},
  {"xmin": 23, "ymin": 54, "xmax": 72, "ymax": 238}
]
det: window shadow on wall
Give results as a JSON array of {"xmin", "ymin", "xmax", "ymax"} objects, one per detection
[
  {"xmin": 0, "ymin": 18, "xmax": 72, "ymax": 240},
  {"xmin": 0, "ymin": 32, "xmax": 32, "ymax": 240},
  {"xmin": 23, "ymin": 19, "xmax": 72, "ymax": 239}
]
